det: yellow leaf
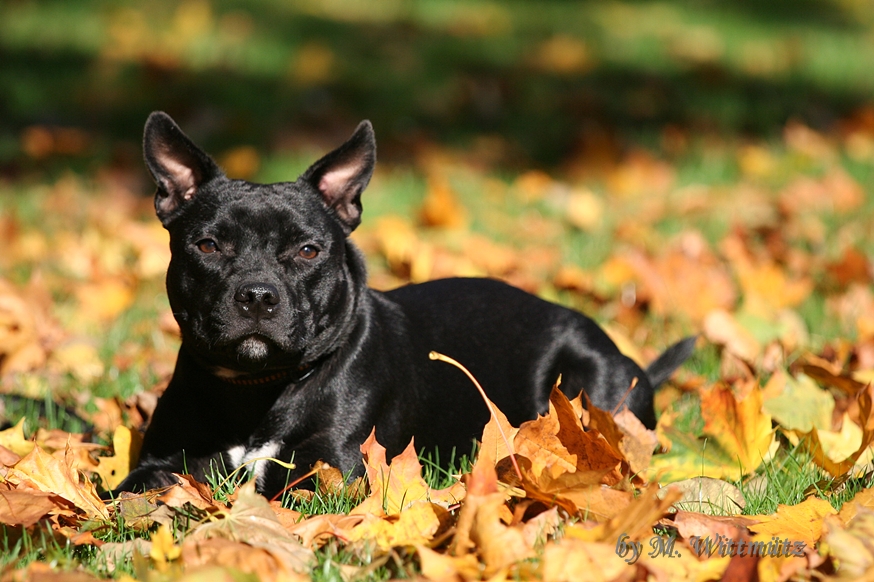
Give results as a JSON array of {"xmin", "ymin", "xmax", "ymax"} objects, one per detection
[
  {"xmin": 349, "ymin": 501, "xmax": 447, "ymax": 551},
  {"xmin": 542, "ymin": 539, "xmax": 631, "ymax": 582},
  {"xmin": 763, "ymin": 373, "xmax": 834, "ymax": 432},
  {"xmin": 95, "ymin": 426, "xmax": 142, "ymax": 490},
  {"xmin": 838, "ymin": 488, "xmax": 874, "ymax": 525},
  {"xmin": 565, "ymin": 188, "xmax": 603, "ymax": 231},
  {"xmin": 815, "ymin": 413, "xmax": 864, "ymax": 464},
  {"xmin": 701, "ymin": 381, "xmax": 776, "ymax": 476},
  {"xmin": 416, "ymin": 545, "xmax": 480, "ymax": 581},
  {"xmin": 75, "ymin": 278, "xmax": 134, "ymax": 322},
  {"xmin": 49, "ymin": 341, "xmax": 104, "ymax": 383},
  {"xmin": 0, "ymin": 418, "xmax": 35, "ymax": 458},
  {"xmin": 6, "ymin": 445, "xmax": 109, "ymax": 521},
  {"xmin": 749, "ymin": 497, "xmax": 835, "ymax": 546},
  {"xmin": 478, "ymin": 396, "xmax": 518, "ymax": 465},
  {"xmin": 150, "ymin": 524, "xmax": 181, "ymax": 566}
]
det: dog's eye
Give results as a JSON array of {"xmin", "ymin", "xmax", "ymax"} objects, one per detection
[
  {"xmin": 197, "ymin": 239, "xmax": 219, "ymax": 254},
  {"xmin": 298, "ymin": 245, "xmax": 319, "ymax": 260}
]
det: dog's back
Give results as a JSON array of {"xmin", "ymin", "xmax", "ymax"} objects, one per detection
[{"xmin": 381, "ymin": 277, "xmax": 660, "ymax": 448}]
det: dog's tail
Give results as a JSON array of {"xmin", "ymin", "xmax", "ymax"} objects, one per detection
[{"xmin": 645, "ymin": 336, "xmax": 698, "ymax": 388}]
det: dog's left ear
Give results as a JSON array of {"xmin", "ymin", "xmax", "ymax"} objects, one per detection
[{"xmin": 301, "ymin": 121, "xmax": 376, "ymax": 234}]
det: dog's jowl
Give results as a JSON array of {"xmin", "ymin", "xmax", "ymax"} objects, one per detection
[{"xmin": 116, "ymin": 112, "xmax": 696, "ymax": 496}]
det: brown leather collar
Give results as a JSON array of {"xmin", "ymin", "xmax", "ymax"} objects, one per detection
[{"xmin": 219, "ymin": 363, "xmax": 315, "ymax": 386}]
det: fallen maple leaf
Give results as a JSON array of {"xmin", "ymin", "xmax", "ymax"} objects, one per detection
[
  {"xmin": 416, "ymin": 544, "xmax": 481, "ymax": 581},
  {"xmin": 149, "ymin": 524, "xmax": 181, "ymax": 572},
  {"xmin": 514, "ymin": 387, "xmax": 623, "ymax": 485},
  {"xmin": 451, "ymin": 457, "xmax": 534, "ymax": 577},
  {"xmin": 6, "ymin": 444, "xmax": 109, "ymax": 521},
  {"xmin": 284, "ymin": 513, "xmax": 364, "ymax": 548},
  {"xmin": 722, "ymin": 233, "xmax": 813, "ymax": 318},
  {"xmin": 541, "ymin": 539, "xmax": 631, "ymax": 582},
  {"xmin": 0, "ymin": 418, "xmax": 35, "ymax": 458},
  {"xmin": 0, "ymin": 277, "xmax": 57, "ymax": 375},
  {"xmin": 803, "ymin": 382, "xmax": 874, "ymax": 477},
  {"xmin": 671, "ymin": 510, "xmax": 758, "ymax": 542},
  {"xmin": 478, "ymin": 396, "xmax": 519, "ymax": 466},
  {"xmin": 187, "ymin": 480, "xmax": 313, "ymax": 575},
  {"xmin": 157, "ymin": 473, "xmax": 226, "ymax": 512},
  {"xmin": 94, "ymin": 425, "xmax": 141, "ymax": 490},
  {"xmin": 749, "ymin": 496, "xmax": 836, "ymax": 547},
  {"xmin": 348, "ymin": 500, "xmax": 450, "ymax": 551},
  {"xmin": 0, "ymin": 487, "xmax": 64, "ymax": 527},
  {"xmin": 612, "ymin": 408, "xmax": 658, "ymax": 478},
  {"xmin": 351, "ymin": 430, "xmax": 465, "ymax": 516},
  {"xmin": 419, "ymin": 174, "xmax": 468, "ymax": 229},
  {"xmin": 650, "ymin": 381, "xmax": 776, "ymax": 482},
  {"xmin": 764, "ymin": 372, "xmax": 834, "ymax": 433},
  {"xmin": 822, "ymin": 509, "xmax": 874, "ymax": 580}
]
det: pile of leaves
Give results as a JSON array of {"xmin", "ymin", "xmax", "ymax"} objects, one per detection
[{"xmin": 1, "ymin": 113, "xmax": 874, "ymax": 581}]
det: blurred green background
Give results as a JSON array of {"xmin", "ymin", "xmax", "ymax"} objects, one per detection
[{"xmin": 4, "ymin": 0, "xmax": 874, "ymax": 177}]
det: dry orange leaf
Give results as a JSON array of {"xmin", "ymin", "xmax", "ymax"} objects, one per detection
[
  {"xmin": 0, "ymin": 278, "xmax": 54, "ymax": 375},
  {"xmin": 419, "ymin": 175, "xmax": 467, "ymax": 229},
  {"xmin": 0, "ymin": 488, "xmax": 64, "ymax": 527},
  {"xmin": 704, "ymin": 309, "xmax": 761, "ymax": 363},
  {"xmin": 284, "ymin": 513, "xmax": 364, "ymax": 549},
  {"xmin": 700, "ymin": 381, "xmax": 776, "ymax": 477},
  {"xmin": 515, "ymin": 387, "xmax": 623, "ymax": 485},
  {"xmin": 837, "ymin": 487, "xmax": 874, "ymax": 525},
  {"xmin": 181, "ymin": 537, "xmax": 309, "ymax": 582},
  {"xmin": 158, "ymin": 474, "xmax": 227, "ymax": 512},
  {"xmin": 479, "ymin": 395, "xmax": 519, "ymax": 466},
  {"xmin": 6, "ymin": 445, "xmax": 109, "ymax": 521},
  {"xmin": 188, "ymin": 480, "xmax": 314, "ymax": 574},
  {"xmin": 352, "ymin": 430, "xmax": 465, "ymax": 516},
  {"xmin": 613, "ymin": 408, "xmax": 658, "ymax": 478},
  {"xmin": 821, "ymin": 509, "xmax": 874, "ymax": 580},
  {"xmin": 722, "ymin": 234, "xmax": 813, "ymax": 317},
  {"xmin": 623, "ymin": 240, "xmax": 737, "ymax": 323},
  {"xmin": 454, "ymin": 487, "xmax": 534, "ymax": 576},
  {"xmin": 74, "ymin": 277, "xmax": 135, "ymax": 322}
]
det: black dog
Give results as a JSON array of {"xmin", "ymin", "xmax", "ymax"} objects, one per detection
[{"xmin": 116, "ymin": 112, "xmax": 695, "ymax": 496}]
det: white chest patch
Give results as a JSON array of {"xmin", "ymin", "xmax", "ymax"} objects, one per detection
[{"xmin": 224, "ymin": 441, "xmax": 281, "ymax": 488}]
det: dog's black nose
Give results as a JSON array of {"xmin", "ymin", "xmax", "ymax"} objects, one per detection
[{"xmin": 234, "ymin": 282, "xmax": 280, "ymax": 319}]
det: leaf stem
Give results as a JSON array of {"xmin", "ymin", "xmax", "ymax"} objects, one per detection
[{"xmin": 428, "ymin": 351, "xmax": 523, "ymax": 482}]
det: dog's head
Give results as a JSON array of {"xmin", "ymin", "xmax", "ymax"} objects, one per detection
[{"xmin": 143, "ymin": 112, "xmax": 375, "ymax": 376}]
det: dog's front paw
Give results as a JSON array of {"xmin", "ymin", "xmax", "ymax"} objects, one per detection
[{"xmin": 108, "ymin": 466, "xmax": 181, "ymax": 498}]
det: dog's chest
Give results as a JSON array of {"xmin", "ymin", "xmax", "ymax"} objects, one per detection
[{"xmin": 224, "ymin": 441, "xmax": 282, "ymax": 487}]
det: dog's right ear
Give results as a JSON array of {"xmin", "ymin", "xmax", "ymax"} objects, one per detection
[{"xmin": 143, "ymin": 112, "xmax": 223, "ymax": 224}]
